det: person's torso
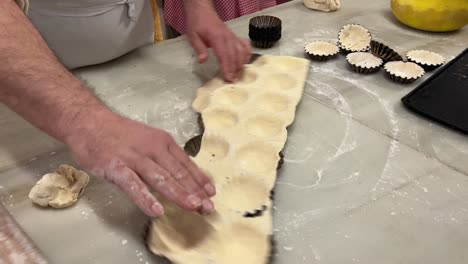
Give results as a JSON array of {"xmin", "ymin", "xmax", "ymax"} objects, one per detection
[{"xmin": 28, "ymin": 0, "xmax": 155, "ymax": 69}]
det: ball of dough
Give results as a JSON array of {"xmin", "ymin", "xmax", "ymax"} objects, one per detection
[
  {"xmin": 304, "ymin": 0, "xmax": 341, "ymax": 12},
  {"xmin": 28, "ymin": 164, "xmax": 90, "ymax": 208}
]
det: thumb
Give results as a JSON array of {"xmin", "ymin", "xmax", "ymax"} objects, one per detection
[{"xmin": 190, "ymin": 34, "xmax": 208, "ymax": 64}]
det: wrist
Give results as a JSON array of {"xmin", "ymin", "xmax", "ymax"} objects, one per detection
[{"xmin": 61, "ymin": 98, "xmax": 119, "ymax": 148}]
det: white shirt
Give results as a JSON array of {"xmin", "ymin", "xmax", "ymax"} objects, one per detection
[{"xmin": 24, "ymin": 0, "xmax": 154, "ymax": 69}]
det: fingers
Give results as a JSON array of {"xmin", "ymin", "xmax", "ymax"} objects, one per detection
[
  {"xmin": 165, "ymin": 145, "xmax": 215, "ymax": 215},
  {"xmin": 160, "ymin": 154, "xmax": 205, "ymax": 198},
  {"xmin": 212, "ymin": 35, "xmax": 235, "ymax": 82},
  {"xmin": 168, "ymin": 143, "xmax": 216, "ymax": 197},
  {"xmin": 188, "ymin": 22, "xmax": 252, "ymax": 82},
  {"xmin": 110, "ymin": 166, "xmax": 164, "ymax": 217},
  {"xmin": 189, "ymin": 33, "xmax": 209, "ymax": 64},
  {"xmin": 212, "ymin": 34, "xmax": 252, "ymax": 82},
  {"xmin": 232, "ymin": 39, "xmax": 244, "ymax": 78},
  {"xmin": 241, "ymin": 39, "xmax": 252, "ymax": 64},
  {"xmin": 135, "ymin": 157, "xmax": 204, "ymax": 211},
  {"xmin": 225, "ymin": 34, "xmax": 242, "ymax": 80},
  {"xmin": 149, "ymin": 142, "xmax": 215, "ymax": 215}
]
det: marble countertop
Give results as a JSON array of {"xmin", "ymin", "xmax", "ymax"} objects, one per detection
[{"xmin": 0, "ymin": 0, "xmax": 467, "ymax": 263}]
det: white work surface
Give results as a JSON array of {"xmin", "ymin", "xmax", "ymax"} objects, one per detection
[{"xmin": 1, "ymin": 0, "xmax": 468, "ymax": 263}]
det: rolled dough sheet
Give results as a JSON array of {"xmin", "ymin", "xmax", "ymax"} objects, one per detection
[{"xmin": 147, "ymin": 55, "xmax": 310, "ymax": 264}]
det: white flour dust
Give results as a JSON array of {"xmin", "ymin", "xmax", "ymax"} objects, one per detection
[
  {"xmin": 327, "ymin": 72, "xmax": 404, "ymax": 195},
  {"xmin": 149, "ymin": 90, "xmax": 199, "ymax": 144},
  {"xmin": 306, "ymin": 78, "xmax": 357, "ymax": 160},
  {"xmin": 281, "ymin": 77, "xmax": 358, "ymax": 189}
]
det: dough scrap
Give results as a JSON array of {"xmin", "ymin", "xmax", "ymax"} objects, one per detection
[
  {"xmin": 147, "ymin": 55, "xmax": 310, "ymax": 264},
  {"xmin": 28, "ymin": 164, "xmax": 90, "ymax": 208},
  {"xmin": 304, "ymin": 0, "xmax": 341, "ymax": 12}
]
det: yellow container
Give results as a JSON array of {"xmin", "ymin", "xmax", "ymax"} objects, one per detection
[{"xmin": 391, "ymin": 0, "xmax": 468, "ymax": 32}]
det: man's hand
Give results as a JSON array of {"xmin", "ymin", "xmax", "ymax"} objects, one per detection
[
  {"xmin": 0, "ymin": 0, "xmax": 215, "ymax": 218},
  {"xmin": 184, "ymin": 0, "xmax": 251, "ymax": 82},
  {"xmin": 67, "ymin": 111, "xmax": 215, "ymax": 217}
]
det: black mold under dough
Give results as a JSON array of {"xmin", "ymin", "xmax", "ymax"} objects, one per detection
[
  {"xmin": 248, "ymin": 53, "xmax": 263, "ymax": 64},
  {"xmin": 268, "ymin": 235, "xmax": 278, "ymax": 264},
  {"xmin": 143, "ymin": 219, "xmax": 152, "ymax": 247},
  {"xmin": 197, "ymin": 114, "xmax": 205, "ymax": 133},
  {"xmin": 269, "ymin": 190, "xmax": 275, "ymax": 200},
  {"xmin": 243, "ymin": 205, "xmax": 268, "ymax": 218},
  {"xmin": 183, "ymin": 134, "xmax": 203, "ymax": 157},
  {"xmin": 277, "ymin": 152, "xmax": 284, "ymax": 170}
]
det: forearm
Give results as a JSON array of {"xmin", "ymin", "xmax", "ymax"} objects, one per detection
[{"xmin": 0, "ymin": 0, "xmax": 113, "ymax": 145}]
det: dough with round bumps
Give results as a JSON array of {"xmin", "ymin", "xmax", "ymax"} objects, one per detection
[
  {"xmin": 147, "ymin": 55, "xmax": 310, "ymax": 264},
  {"xmin": 29, "ymin": 164, "xmax": 90, "ymax": 208},
  {"xmin": 304, "ymin": 0, "xmax": 341, "ymax": 12}
]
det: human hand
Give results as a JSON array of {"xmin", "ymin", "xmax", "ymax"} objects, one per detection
[
  {"xmin": 66, "ymin": 111, "xmax": 216, "ymax": 217},
  {"xmin": 184, "ymin": 1, "xmax": 251, "ymax": 82}
]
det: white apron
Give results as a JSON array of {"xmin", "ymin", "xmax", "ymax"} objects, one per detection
[{"xmin": 28, "ymin": 0, "xmax": 155, "ymax": 69}]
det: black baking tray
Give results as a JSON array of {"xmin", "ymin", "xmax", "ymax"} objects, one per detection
[{"xmin": 401, "ymin": 48, "xmax": 468, "ymax": 135}]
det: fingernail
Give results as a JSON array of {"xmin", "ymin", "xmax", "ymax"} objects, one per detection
[
  {"xmin": 188, "ymin": 195, "xmax": 202, "ymax": 208},
  {"xmin": 202, "ymin": 199, "xmax": 214, "ymax": 214},
  {"xmin": 204, "ymin": 183, "xmax": 216, "ymax": 196},
  {"xmin": 151, "ymin": 203, "xmax": 164, "ymax": 216}
]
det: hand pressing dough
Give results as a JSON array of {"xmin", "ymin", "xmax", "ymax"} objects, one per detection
[
  {"xmin": 304, "ymin": 0, "xmax": 341, "ymax": 12},
  {"xmin": 29, "ymin": 165, "xmax": 90, "ymax": 208},
  {"xmin": 147, "ymin": 55, "xmax": 310, "ymax": 264}
]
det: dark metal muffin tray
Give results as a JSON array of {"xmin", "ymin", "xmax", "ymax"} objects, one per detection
[{"xmin": 401, "ymin": 48, "xmax": 468, "ymax": 134}]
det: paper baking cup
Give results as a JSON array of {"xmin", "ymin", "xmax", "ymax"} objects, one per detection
[{"xmin": 184, "ymin": 134, "xmax": 203, "ymax": 157}]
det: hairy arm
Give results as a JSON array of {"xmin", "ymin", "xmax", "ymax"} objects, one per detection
[
  {"xmin": 0, "ymin": 0, "xmax": 110, "ymax": 144},
  {"xmin": 0, "ymin": 0, "xmax": 215, "ymax": 217}
]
